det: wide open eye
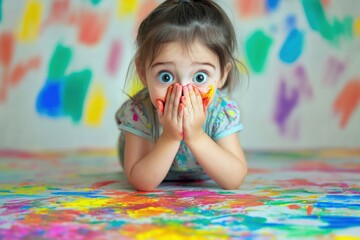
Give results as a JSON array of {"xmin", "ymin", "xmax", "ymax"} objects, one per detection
[
  {"xmin": 158, "ymin": 71, "xmax": 174, "ymax": 83},
  {"xmin": 193, "ymin": 72, "xmax": 208, "ymax": 85}
]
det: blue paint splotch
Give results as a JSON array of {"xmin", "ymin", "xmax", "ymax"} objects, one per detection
[
  {"xmin": 35, "ymin": 43, "xmax": 92, "ymax": 124},
  {"xmin": 279, "ymin": 29, "xmax": 304, "ymax": 64},
  {"xmin": 266, "ymin": 0, "xmax": 280, "ymax": 12}
]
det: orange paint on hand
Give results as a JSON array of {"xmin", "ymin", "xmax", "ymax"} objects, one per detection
[
  {"xmin": 200, "ymin": 85, "xmax": 215, "ymax": 107},
  {"xmin": 333, "ymin": 80, "xmax": 360, "ymax": 128}
]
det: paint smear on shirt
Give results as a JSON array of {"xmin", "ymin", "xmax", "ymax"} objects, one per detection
[
  {"xmin": 17, "ymin": 0, "xmax": 43, "ymax": 42},
  {"xmin": 333, "ymin": 80, "xmax": 360, "ymax": 128}
]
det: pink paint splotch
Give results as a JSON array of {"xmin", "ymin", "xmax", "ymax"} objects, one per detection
[
  {"xmin": 107, "ymin": 40, "xmax": 122, "ymax": 76},
  {"xmin": 323, "ymin": 57, "xmax": 346, "ymax": 86},
  {"xmin": 333, "ymin": 79, "xmax": 360, "ymax": 128}
]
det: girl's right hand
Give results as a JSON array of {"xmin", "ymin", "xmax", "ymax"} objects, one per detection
[{"xmin": 156, "ymin": 84, "xmax": 184, "ymax": 142}]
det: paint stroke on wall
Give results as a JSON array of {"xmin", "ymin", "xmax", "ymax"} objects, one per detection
[
  {"xmin": 36, "ymin": 44, "xmax": 92, "ymax": 123},
  {"xmin": 117, "ymin": 0, "xmax": 139, "ymax": 18},
  {"xmin": 273, "ymin": 65, "xmax": 312, "ymax": 135},
  {"xmin": 245, "ymin": 30, "xmax": 273, "ymax": 73},
  {"xmin": 333, "ymin": 79, "xmax": 360, "ymax": 128},
  {"xmin": 301, "ymin": 0, "xmax": 353, "ymax": 45},
  {"xmin": 0, "ymin": 0, "xmax": 3, "ymax": 23},
  {"xmin": 107, "ymin": 40, "xmax": 122, "ymax": 76},
  {"xmin": 17, "ymin": 0, "xmax": 43, "ymax": 43},
  {"xmin": 279, "ymin": 29, "xmax": 304, "ymax": 64},
  {"xmin": 0, "ymin": 32, "xmax": 41, "ymax": 102},
  {"xmin": 85, "ymin": 82, "xmax": 107, "ymax": 127}
]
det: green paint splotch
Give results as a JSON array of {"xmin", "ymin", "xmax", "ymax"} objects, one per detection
[
  {"xmin": 245, "ymin": 30, "xmax": 273, "ymax": 73},
  {"xmin": 91, "ymin": 0, "xmax": 102, "ymax": 5},
  {"xmin": 36, "ymin": 43, "xmax": 92, "ymax": 124},
  {"xmin": 302, "ymin": 0, "xmax": 353, "ymax": 45},
  {"xmin": 63, "ymin": 70, "xmax": 91, "ymax": 123}
]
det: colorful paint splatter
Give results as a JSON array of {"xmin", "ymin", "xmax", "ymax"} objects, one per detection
[{"xmin": 1, "ymin": 150, "xmax": 359, "ymax": 239}]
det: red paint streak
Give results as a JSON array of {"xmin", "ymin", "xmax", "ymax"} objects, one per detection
[
  {"xmin": 49, "ymin": 0, "xmax": 70, "ymax": 21},
  {"xmin": 91, "ymin": 180, "xmax": 119, "ymax": 189},
  {"xmin": 135, "ymin": 0, "xmax": 157, "ymax": 34},
  {"xmin": 306, "ymin": 205, "xmax": 314, "ymax": 215},
  {"xmin": 0, "ymin": 32, "xmax": 14, "ymax": 66},
  {"xmin": 321, "ymin": 0, "xmax": 331, "ymax": 8},
  {"xmin": 235, "ymin": 0, "xmax": 265, "ymax": 18},
  {"xmin": 288, "ymin": 204, "xmax": 301, "ymax": 209},
  {"xmin": 77, "ymin": 10, "xmax": 109, "ymax": 45},
  {"xmin": 333, "ymin": 80, "xmax": 360, "ymax": 128},
  {"xmin": 9, "ymin": 56, "xmax": 41, "ymax": 86}
]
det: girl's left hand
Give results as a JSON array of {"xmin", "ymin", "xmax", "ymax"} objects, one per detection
[{"xmin": 182, "ymin": 85, "xmax": 206, "ymax": 144}]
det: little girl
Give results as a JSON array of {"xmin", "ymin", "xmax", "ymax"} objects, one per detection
[{"xmin": 116, "ymin": 0, "xmax": 247, "ymax": 191}]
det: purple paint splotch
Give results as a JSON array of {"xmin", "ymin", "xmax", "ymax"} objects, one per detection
[
  {"xmin": 274, "ymin": 79, "xmax": 300, "ymax": 134},
  {"xmin": 274, "ymin": 65, "xmax": 313, "ymax": 135}
]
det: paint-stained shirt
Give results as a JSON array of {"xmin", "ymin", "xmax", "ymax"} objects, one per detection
[{"xmin": 115, "ymin": 88, "xmax": 243, "ymax": 181}]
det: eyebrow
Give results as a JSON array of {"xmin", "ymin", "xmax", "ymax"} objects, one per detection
[{"xmin": 150, "ymin": 61, "xmax": 216, "ymax": 70}]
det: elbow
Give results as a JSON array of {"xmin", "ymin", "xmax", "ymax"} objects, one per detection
[
  {"xmin": 129, "ymin": 179, "xmax": 160, "ymax": 192},
  {"xmin": 222, "ymin": 166, "xmax": 248, "ymax": 190}
]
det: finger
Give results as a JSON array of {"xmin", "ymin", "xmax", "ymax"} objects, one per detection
[
  {"xmin": 163, "ymin": 85, "xmax": 173, "ymax": 116},
  {"xmin": 156, "ymin": 99, "xmax": 164, "ymax": 117},
  {"xmin": 172, "ymin": 84, "xmax": 182, "ymax": 118}
]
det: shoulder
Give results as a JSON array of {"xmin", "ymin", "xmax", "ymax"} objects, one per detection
[
  {"xmin": 115, "ymin": 89, "xmax": 153, "ymax": 130},
  {"xmin": 207, "ymin": 90, "xmax": 243, "ymax": 140}
]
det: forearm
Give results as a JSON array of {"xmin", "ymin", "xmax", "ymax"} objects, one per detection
[
  {"xmin": 186, "ymin": 134, "xmax": 247, "ymax": 190},
  {"xmin": 127, "ymin": 134, "xmax": 180, "ymax": 191}
]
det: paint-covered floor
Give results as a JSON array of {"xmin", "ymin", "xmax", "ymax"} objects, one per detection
[{"xmin": 0, "ymin": 150, "xmax": 359, "ymax": 239}]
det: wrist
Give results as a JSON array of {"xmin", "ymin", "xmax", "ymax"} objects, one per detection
[{"xmin": 184, "ymin": 130, "xmax": 206, "ymax": 145}]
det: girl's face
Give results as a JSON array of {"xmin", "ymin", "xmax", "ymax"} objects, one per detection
[{"xmin": 139, "ymin": 40, "xmax": 230, "ymax": 107}]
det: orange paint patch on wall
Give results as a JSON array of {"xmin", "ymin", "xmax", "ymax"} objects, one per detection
[
  {"xmin": 333, "ymin": 80, "xmax": 360, "ymax": 128},
  {"xmin": 9, "ymin": 56, "xmax": 41, "ymax": 86},
  {"xmin": 321, "ymin": 0, "xmax": 331, "ymax": 8},
  {"xmin": 134, "ymin": 0, "xmax": 157, "ymax": 34},
  {"xmin": 235, "ymin": 0, "xmax": 265, "ymax": 18},
  {"xmin": 76, "ymin": 10, "xmax": 109, "ymax": 45},
  {"xmin": 0, "ymin": 32, "xmax": 14, "ymax": 66}
]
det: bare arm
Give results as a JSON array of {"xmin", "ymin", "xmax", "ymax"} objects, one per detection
[
  {"xmin": 182, "ymin": 85, "xmax": 247, "ymax": 189},
  {"xmin": 123, "ymin": 132, "xmax": 180, "ymax": 191},
  {"xmin": 123, "ymin": 84, "xmax": 184, "ymax": 191},
  {"xmin": 186, "ymin": 133, "xmax": 247, "ymax": 190}
]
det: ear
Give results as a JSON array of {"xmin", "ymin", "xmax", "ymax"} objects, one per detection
[
  {"xmin": 135, "ymin": 57, "xmax": 147, "ymax": 86},
  {"xmin": 217, "ymin": 62, "xmax": 232, "ymax": 89}
]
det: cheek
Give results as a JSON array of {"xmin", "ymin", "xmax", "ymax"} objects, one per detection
[
  {"xmin": 199, "ymin": 85, "xmax": 215, "ymax": 107},
  {"xmin": 148, "ymin": 86, "xmax": 168, "ymax": 105}
]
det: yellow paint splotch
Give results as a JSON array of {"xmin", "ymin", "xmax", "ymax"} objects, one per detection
[
  {"xmin": 354, "ymin": 18, "xmax": 360, "ymax": 37},
  {"xmin": 62, "ymin": 197, "xmax": 112, "ymax": 211},
  {"xmin": 117, "ymin": 0, "xmax": 139, "ymax": 17},
  {"xmin": 127, "ymin": 207, "xmax": 175, "ymax": 218},
  {"xmin": 17, "ymin": 0, "xmax": 43, "ymax": 42},
  {"xmin": 136, "ymin": 225, "xmax": 229, "ymax": 240},
  {"xmin": 85, "ymin": 82, "xmax": 107, "ymax": 127}
]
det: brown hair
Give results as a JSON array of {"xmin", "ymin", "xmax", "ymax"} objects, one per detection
[{"xmin": 128, "ymin": 0, "xmax": 242, "ymax": 94}]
